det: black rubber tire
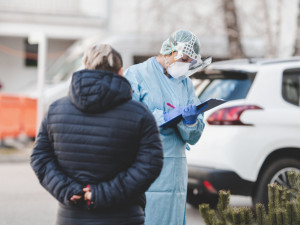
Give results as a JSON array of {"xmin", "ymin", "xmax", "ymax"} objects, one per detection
[
  {"xmin": 187, "ymin": 189, "xmax": 219, "ymax": 209},
  {"xmin": 252, "ymin": 158, "xmax": 300, "ymax": 207}
]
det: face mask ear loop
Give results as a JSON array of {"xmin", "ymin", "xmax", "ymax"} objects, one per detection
[{"xmin": 170, "ymin": 40, "xmax": 175, "ymax": 63}]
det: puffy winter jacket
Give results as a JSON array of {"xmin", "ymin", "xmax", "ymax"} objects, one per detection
[{"xmin": 31, "ymin": 69, "xmax": 163, "ymax": 225}]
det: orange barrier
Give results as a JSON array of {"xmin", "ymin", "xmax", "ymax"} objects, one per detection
[
  {"xmin": 20, "ymin": 97, "xmax": 37, "ymax": 138},
  {"xmin": 0, "ymin": 94, "xmax": 22, "ymax": 139},
  {"xmin": 0, "ymin": 94, "xmax": 37, "ymax": 140}
]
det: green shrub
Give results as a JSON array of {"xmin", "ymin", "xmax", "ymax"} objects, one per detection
[{"xmin": 199, "ymin": 171, "xmax": 300, "ymax": 225}]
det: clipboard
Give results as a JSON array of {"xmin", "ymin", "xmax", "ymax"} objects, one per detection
[{"xmin": 160, "ymin": 98, "xmax": 226, "ymax": 128}]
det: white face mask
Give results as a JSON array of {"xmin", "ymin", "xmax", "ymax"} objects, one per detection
[{"xmin": 167, "ymin": 62, "xmax": 191, "ymax": 80}]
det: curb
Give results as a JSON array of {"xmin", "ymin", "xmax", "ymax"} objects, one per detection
[{"xmin": 0, "ymin": 154, "xmax": 30, "ymax": 163}]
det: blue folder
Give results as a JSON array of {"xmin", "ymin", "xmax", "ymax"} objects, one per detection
[{"xmin": 160, "ymin": 98, "xmax": 226, "ymax": 128}]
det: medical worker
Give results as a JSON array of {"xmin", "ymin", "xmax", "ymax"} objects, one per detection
[{"xmin": 125, "ymin": 30, "xmax": 210, "ymax": 225}]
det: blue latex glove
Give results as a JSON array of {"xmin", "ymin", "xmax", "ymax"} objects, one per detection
[
  {"xmin": 182, "ymin": 104, "xmax": 207, "ymax": 125},
  {"xmin": 163, "ymin": 106, "xmax": 184, "ymax": 122}
]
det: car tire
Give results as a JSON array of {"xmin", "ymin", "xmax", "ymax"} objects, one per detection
[
  {"xmin": 252, "ymin": 158, "xmax": 300, "ymax": 207},
  {"xmin": 187, "ymin": 189, "xmax": 219, "ymax": 209}
]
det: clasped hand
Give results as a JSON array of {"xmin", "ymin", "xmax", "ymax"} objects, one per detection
[{"xmin": 70, "ymin": 187, "xmax": 91, "ymax": 202}]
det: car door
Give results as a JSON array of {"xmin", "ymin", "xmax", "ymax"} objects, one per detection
[{"xmin": 282, "ymin": 68, "xmax": 300, "ymax": 130}]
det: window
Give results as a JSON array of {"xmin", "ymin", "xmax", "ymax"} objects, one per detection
[
  {"xmin": 198, "ymin": 73, "xmax": 254, "ymax": 102},
  {"xmin": 24, "ymin": 39, "xmax": 38, "ymax": 67},
  {"xmin": 282, "ymin": 70, "xmax": 300, "ymax": 106}
]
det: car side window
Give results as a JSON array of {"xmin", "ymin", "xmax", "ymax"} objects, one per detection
[{"xmin": 282, "ymin": 70, "xmax": 300, "ymax": 106}]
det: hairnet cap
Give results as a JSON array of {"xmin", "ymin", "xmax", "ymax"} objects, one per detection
[{"xmin": 160, "ymin": 30, "xmax": 201, "ymax": 60}]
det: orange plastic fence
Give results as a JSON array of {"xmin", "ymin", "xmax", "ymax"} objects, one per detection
[
  {"xmin": 0, "ymin": 94, "xmax": 37, "ymax": 140},
  {"xmin": 20, "ymin": 96, "xmax": 37, "ymax": 138}
]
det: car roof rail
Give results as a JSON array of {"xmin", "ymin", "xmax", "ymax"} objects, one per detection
[
  {"xmin": 212, "ymin": 57, "xmax": 300, "ymax": 66},
  {"xmin": 258, "ymin": 58, "xmax": 300, "ymax": 65}
]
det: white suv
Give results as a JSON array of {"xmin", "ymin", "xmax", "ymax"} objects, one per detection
[{"xmin": 187, "ymin": 58, "xmax": 300, "ymax": 208}]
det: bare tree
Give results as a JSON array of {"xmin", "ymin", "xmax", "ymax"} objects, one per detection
[
  {"xmin": 293, "ymin": 0, "xmax": 300, "ymax": 56},
  {"xmin": 275, "ymin": 0, "xmax": 283, "ymax": 56},
  {"xmin": 222, "ymin": 0, "xmax": 245, "ymax": 58},
  {"xmin": 261, "ymin": 0, "xmax": 283, "ymax": 57},
  {"xmin": 261, "ymin": 0, "xmax": 275, "ymax": 57}
]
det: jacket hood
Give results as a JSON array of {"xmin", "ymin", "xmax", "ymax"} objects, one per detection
[{"xmin": 69, "ymin": 69, "xmax": 132, "ymax": 113}]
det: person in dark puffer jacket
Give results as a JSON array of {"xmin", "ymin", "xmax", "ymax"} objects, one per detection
[{"xmin": 31, "ymin": 43, "xmax": 163, "ymax": 225}]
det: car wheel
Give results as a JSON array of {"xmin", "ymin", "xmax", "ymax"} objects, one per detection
[
  {"xmin": 252, "ymin": 158, "xmax": 300, "ymax": 207},
  {"xmin": 187, "ymin": 188, "xmax": 219, "ymax": 209}
]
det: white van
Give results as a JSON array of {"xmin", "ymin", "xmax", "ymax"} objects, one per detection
[{"xmin": 21, "ymin": 34, "xmax": 164, "ymax": 111}]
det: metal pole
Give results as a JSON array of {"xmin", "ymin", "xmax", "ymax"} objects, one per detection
[
  {"xmin": 106, "ymin": 0, "xmax": 111, "ymax": 32},
  {"xmin": 36, "ymin": 33, "xmax": 48, "ymax": 134}
]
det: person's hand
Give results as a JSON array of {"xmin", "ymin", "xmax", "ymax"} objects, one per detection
[
  {"xmin": 182, "ymin": 104, "xmax": 203, "ymax": 125},
  {"xmin": 83, "ymin": 187, "xmax": 92, "ymax": 201},
  {"xmin": 163, "ymin": 106, "xmax": 184, "ymax": 121},
  {"xmin": 70, "ymin": 195, "xmax": 82, "ymax": 202}
]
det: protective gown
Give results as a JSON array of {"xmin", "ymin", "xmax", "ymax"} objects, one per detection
[{"xmin": 125, "ymin": 57, "xmax": 205, "ymax": 225}]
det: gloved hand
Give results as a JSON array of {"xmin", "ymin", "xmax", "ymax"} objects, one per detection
[
  {"xmin": 163, "ymin": 106, "xmax": 184, "ymax": 122},
  {"xmin": 182, "ymin": 104, "xmax": 206, "ymax": 125}
]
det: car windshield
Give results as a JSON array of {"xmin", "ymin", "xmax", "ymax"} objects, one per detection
[
  {"xmin": 198, "ymin": 77, "xmax": 253, "ymax": 102},
  {"xmin": 47, "ymin": 56, "xmax": 83, "ymax": 83},
  {"xmin": 46, "ymin": 41, "xmax": 84, "ymax": 84}
]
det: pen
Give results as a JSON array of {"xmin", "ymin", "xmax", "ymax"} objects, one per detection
[{"xmin": 167, "ymin": 103, "xmax": 175, "ymax": 109}]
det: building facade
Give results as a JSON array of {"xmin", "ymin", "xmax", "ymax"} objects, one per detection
[
  {"xmin": 0, "ymin": 0, "xmax": 108, "ymax": 93},
  {"xmin": 0, "ymin": 0, "xmax": 298, "ymax": 94}
]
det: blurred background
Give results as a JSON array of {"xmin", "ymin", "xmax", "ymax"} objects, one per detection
[{"xmin": 0, "ymin": 0, "xmax": 300, "ymax": 224}]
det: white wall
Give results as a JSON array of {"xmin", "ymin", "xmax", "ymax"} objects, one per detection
[
  {"xmin": 0, "ymin": 36, "xmax": 74, "ymax": 94},
  {"xmin": 0, "ymin": 36, "xmax": 36, "ymax": 94}
]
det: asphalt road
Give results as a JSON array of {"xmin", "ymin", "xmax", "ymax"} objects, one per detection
[{"xmin": 0, "ymin": 163, "xmax": 252, "ymax": 225}]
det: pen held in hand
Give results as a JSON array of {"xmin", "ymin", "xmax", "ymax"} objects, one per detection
[{"xmin": 167, "ymin": 103, "xmax": 175, "ymax": 109}]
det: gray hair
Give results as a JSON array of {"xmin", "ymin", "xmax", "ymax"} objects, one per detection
[{"xmin": 83, "ymin": 44, "xmax": 123, "ymax": 73}]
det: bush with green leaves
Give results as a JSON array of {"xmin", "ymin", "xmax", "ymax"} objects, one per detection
[{"xmin": 199, "ymin": 171, "xmax": 300, "ymax": 225}]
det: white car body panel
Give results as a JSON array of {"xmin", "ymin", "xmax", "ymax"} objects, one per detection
[{"xmin": 187, "ymin": 60, "xmax": 300, "ymax": 183}]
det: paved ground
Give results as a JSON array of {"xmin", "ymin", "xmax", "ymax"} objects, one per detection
[
  {"xmin": 0, "ymin": 162, "xmax": 57, "ymax": 225},
  {"xmin": 0, "ymin": 148, "xmax": 252, "ymax": 225}
]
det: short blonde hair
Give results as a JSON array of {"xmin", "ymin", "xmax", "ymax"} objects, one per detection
[{"xmin": 83, "ymin": 44, "xmax": 123, "ymax": 73}]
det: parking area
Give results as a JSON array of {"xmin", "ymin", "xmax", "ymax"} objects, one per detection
[
  {"xmin": 0, "ymin": 159, "xmax": 252, "ymax": 225},
  {"xmin": 0, "ymin": 162, "xmax": 205, "ymax": 225}
]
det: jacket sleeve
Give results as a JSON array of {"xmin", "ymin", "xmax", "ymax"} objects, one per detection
[
  {"xmin": 125, "ymin": 68, "xmax": 165, "ymax": 126},
  {"xmin": 30, "ymin": 116, "xmax": 84, "ymax": 205},
  {"xmin": 89, "ymin": 112, "xmax": 163, "ymax": 209},
  {"xmin": 176, "ymin": 78, "xmax": 205, "ymax": 145}
]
